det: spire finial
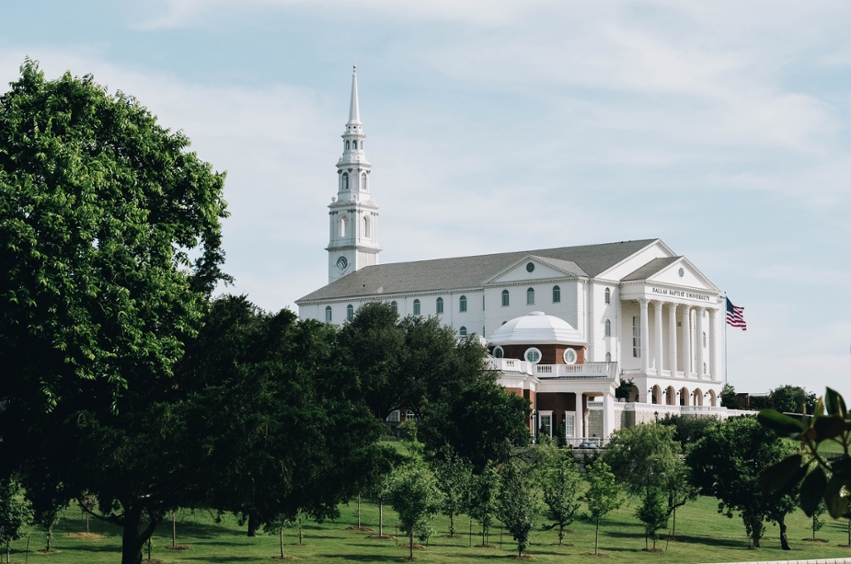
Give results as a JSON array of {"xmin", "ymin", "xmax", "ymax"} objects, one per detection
[{"xmin": 347, "ymin": 62, "xmax": 361, "ymax": 125}]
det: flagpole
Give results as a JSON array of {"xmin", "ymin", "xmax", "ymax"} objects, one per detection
[{"xmin": 724, "ymin": 294, "xmax": 728, "ymax": 388}]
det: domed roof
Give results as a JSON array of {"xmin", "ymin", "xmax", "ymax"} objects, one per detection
[{"xmin": 488, "ymin": 311, "xmax": 587, "ymax": 346}]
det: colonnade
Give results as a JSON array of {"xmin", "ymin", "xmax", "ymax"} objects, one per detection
[{"xmin": 636, "ymin": 298, "xmax": 719, "ymax": 379}]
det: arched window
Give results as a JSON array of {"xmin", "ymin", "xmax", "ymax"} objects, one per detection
[
  {"xmin": 501, "ymin": 289, "xmax": 509, "ymax": 307},
  {"xmin": 459, "ymin": 295, "xmax": 467, "ymax": 312},
  {"xmin": 363, "ymin": 215, "xmax": 370, "ymax": 238},
  {"xmin": 604, "ymin": 288, "xmax": 611, "ymax": 304},
  {"xmin": 325, "ymin": 306, "xmax": 332, "ymax": 322},
  {"xmin": 552, "ymin": 285, "xmax": 560, "ymax": 303},
  {"xmin": 436, "ymin": 297, "xmax": 444, "ymax": 314},
  {"xmin": 352, "ymin": 140, "xmax": 357, "ymax": 149},
  {"xmin": 413, "ymin": 299, "xmax": 421, "ymax": 316},
  {"xmin": 604, "ymin": 319, "xmax": 611, "ymax": 337},
  {"xmin": 459, "ymin": 326, "xmax": 467, "ymax": 337},
  {"xmin": 390, "ymin": 301, "xmax": 398, "ymax": 314},
  {"xmin": 346, "ymin": 304, "xmax": 354, "ymax": 320},
  {"xmin": 605, "ymin": 352, "xmax": 612, "ymax": 362},
  {"xmin": 339, "ymin": 215, "xmax": 347, "ymax": 238},
  {"xmin": 526, "ymin": 287, "xmax": 535, "ymax": 305},
  {"xmin": 345, "ymin": 140, "xmax": 350, "ymax": 150},
  {"xmin": 342, "ymin": 172, "xmax": 349, "ymax": 190},
  {"xmin": 361, "ymin": 172, "xmax": 368, "ymax": 191}
]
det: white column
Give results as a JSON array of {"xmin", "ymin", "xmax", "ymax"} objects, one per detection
[
  {"xmin": 638, "ymin": 298, "xmax": 650, "ymax": 374},
  {"xmin": 708, "ymin": 308, "xmax": 718, "ymax": 381},
  {"xmin": 667, "ymin": 303, "xmax": 678, "ymax": 376},
  {"xmin": 682, "ymin": 305, "xmax": 692, "ymax": 377},
  {"xmin": 653, "ymin": 301, "xmax": 663, "ymax": 374},
  {"xmin": 576, "ymin": 393, "xmax": 584, "ymax": 440},
  {"xmin": 696, "ymin": 307, "xmax": 705, "ymax": 378},
  {"xmin": 603, "ymin": 391, "xmax": 615, "ymax": 441}
]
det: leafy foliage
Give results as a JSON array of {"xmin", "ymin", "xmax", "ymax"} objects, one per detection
[
  {"xmin": 0, "ymin": 60, "xmax": 229, "ymax": 564},
  {"xmin": 467, "ymin": 463, "xmax": 500, "ymax": 546},
  {"xmin": 636, "ymin": 488, "xmax": 668, "ymax": 550},
  {"xmin": 496, "ymin": 460, "xmax": 539, "ymax": 557},
  {"xmin": 720, "ymin": 384, "xmax": 739, "ymax": 409},
  {"xmin": 388, "ymin": 456, "xmax": 443, "ymax": 560},
  {"xmin": 540, "ymin": 446, "xmax": 582, "ymax": 545},
  {"xmin": 431, "ymin": 446, "xmax": 472, "ymax": 537},
  {"xmin": 757, "ymin": 387, "xmax": 851, "ymax": 536},
  {"xmin": 583, "ymin": 460, "xmax": 622, "ymax": 555},
  {"xmin": 688, "ymin": 416, "xmax": 798, "ymax": 548},
  {"xmin": 0, "ymin": 477, "xmax": 32, "ymax": 559}
]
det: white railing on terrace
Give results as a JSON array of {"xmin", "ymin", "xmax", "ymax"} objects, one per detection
[{"xmin": 487, "ymin": 359, "xmax": 617, "ymax": 380}]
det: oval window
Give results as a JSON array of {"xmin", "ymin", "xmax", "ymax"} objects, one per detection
[
  {"xmin": 524, "ymin": 348, "xmax": 542, "ymax": 364},
  {"xmin": 563, "ymin": 348, "xmax": 577, "ymax": 364},
  {"xmin": 493, "ymin": 346, "xmax": 504, "ymax": 359}
]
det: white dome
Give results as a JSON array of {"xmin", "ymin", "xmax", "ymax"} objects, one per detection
[{"xmin": 488, "ymin": 311, "xmax": 587, "ymax": 346}]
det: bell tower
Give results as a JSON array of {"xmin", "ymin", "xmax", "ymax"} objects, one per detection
[{"xmin": 326, "ymin": 65, "xmax": 380, "ymax": 284}]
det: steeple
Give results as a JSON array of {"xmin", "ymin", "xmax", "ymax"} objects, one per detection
[
  {"xmin": 348, "ymin": 65, "xmax": 361, "ymax": 125},
  {"xmin": 326, "ymin": 66, "xmax": 380, "ymax": 285}
]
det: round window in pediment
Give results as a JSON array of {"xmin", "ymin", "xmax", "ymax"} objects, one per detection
[
  {"xmin": 563, "ymin": 348, "xmax": 578, "ymax": 364},
  {"xmin": 526, "ymin": 262, "xmax": 535, "ymax": 273},
  {"xmin": 678, "ymin": 267, "xmax": 684, "ymax": 277},
  {"xmin": 524, "ymin": 347, "xmax": 542, "ymax": 364}
]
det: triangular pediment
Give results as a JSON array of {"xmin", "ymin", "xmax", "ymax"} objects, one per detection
[
  {"xmin": 637, "ymin": 257, "xmax": 719, "ymax": 293},
  {"xmin": 485, "ymin": 255, "xmax": 586, "ymax": 285}
]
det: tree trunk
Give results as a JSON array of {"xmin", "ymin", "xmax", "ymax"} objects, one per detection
[
  {"xmin": 409, "ymin": 529, "xmax": 414, "ymax": 560},
  {"xmin": 120, "ymin": 504, "xmax": 159, "ymax": 564},
  {"xmin": 46, "ymin": 525, "xmax": 52, "ymax": 551},
  {"xmin": 671, "ymin": 508, "xmax": 676, "ymax": 540},
  {"xmin": 172, "ymin": 511, "xmax": 176, "ymax": 548},
  {"xmin": 6, "ymin": 541, "xmax": 10, "ymax": 564},
  {"xmin": 779, "ymin": 516, "xmax": 790, "ymax": 550},
  {"xmin": 247, "ymin": 512, "xmax": 258, "ymax": 537},
  {"xmin": 86, "ymin": 512, "xmax": 90, "ymax": 534},
  {"xmin": 357, "ymin": 494, "xmax": 361, "ymax": 528},
  {"xmin": 558, "ymin": 524, "xmax": 564, "ymax": 544},
  {"xmin": 595, "ymin": 518, "xmax": 600, "ymax": 554},
  {"xmin": 147, "ymin": 537, "xmax": 152, "ymax": 561},
  {"xmin": 378, "ymin": 502, "xmax": 383, "ymax": 537},
  {"xmin": 449, "ymin": 511, "xmax": 455, "ymax": 536},
  {"xmin": 279, "ymin": 528, "xmax": 284, "ymax": 558}
]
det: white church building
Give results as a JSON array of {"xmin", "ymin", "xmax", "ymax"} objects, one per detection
[{"xmin": 296, "ymin": 68, "xmax": 746, "ymax": 445}]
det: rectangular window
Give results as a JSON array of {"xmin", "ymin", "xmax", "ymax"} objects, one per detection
[
  {"xmin": 565, "ymin": 414, "xmax": 575, "ymax": 438},
  {"xmin": 632, "ymin": 316, "xmax": 641, "ymax": 358},
  {"xmin": 539, "ymin": 414, "xmax": 552, "ymax": 438}
]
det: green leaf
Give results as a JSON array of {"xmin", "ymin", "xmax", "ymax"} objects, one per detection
[
  {"xmin": 758, "ymin": 454, "xmax": 802, "ymax": 493},
  {"xmin": 757, "ymin": 409, "xmax": 805, "ymax": 438},
  {"xmin": 814, "ymin": 397, "xmax": 825, "ymax": 419},
  {"xmin": 800, "ymin": 467, "xmax": 827, "ymax": 517},
  {"xmin": 824, "ymin": 474, "xmax": 850, "ymax": 519},
  {"xmin": 813, "ymin": 415, "xmax": 849, "ymax": 443},
  {"xmin": 825, "ymin": 388, "xmax": 847, "ymax": 418}
]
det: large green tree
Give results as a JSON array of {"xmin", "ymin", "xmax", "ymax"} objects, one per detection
[
  {"xmin": 540, "ymin": 446, "xmax": 582, "ymax": 545},
  {"xmin": 176, "ymin": 296, "xmax": 388, "ymax": 539},
  {"xmin": 338, "ymin": 302, "xmax": 529, "ymax": 469},
  {"xmin": 0, "ymin": 60, "xmax": 228, "ymax": 564},
  {"xmin": 687, "ymin": 416, "xmax": 798, "ymax": 549},
  {"xmin": 583, "ymin": 460, "xmax": 622, "ymax": 556}
]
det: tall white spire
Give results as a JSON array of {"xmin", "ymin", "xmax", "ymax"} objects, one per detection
[
  {"xmin": 326, "ymin": 65, "xmax": 380, "ymax": 284},
  {"xmin": 348, "ymin": 65, "xmax": 361, "ymax": 125}
]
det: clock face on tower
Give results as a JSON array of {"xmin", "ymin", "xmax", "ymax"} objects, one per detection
[{"xmin": 336, "ymin": 256, "xmax": 349, "ymax": 272}]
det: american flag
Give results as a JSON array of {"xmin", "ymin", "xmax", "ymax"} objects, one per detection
[{"xmin": 726, "ymin": 297, "xmax": 746, "ymax": 330}]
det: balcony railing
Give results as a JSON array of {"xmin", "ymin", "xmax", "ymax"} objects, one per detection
[{"xmin": 487, "ymin": 358, "xmax": 618, "ymax": 380}]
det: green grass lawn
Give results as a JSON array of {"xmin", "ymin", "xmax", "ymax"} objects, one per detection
[{"xmin": 6, "ymin": 495, "xmax": 851, "ymax": 564}]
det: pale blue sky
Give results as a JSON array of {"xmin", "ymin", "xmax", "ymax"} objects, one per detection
[{"xmin": 2, "ymin": 0, "xmax": 850, "ymax": 396}]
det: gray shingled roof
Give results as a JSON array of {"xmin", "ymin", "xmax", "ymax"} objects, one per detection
[
  {"xmin": 621, "ymin": 256, "xmax": 681, "ymax": 282},
  {"xmin": 297, "ymin": 239, "xmax": 658, "ymax": 303}
]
